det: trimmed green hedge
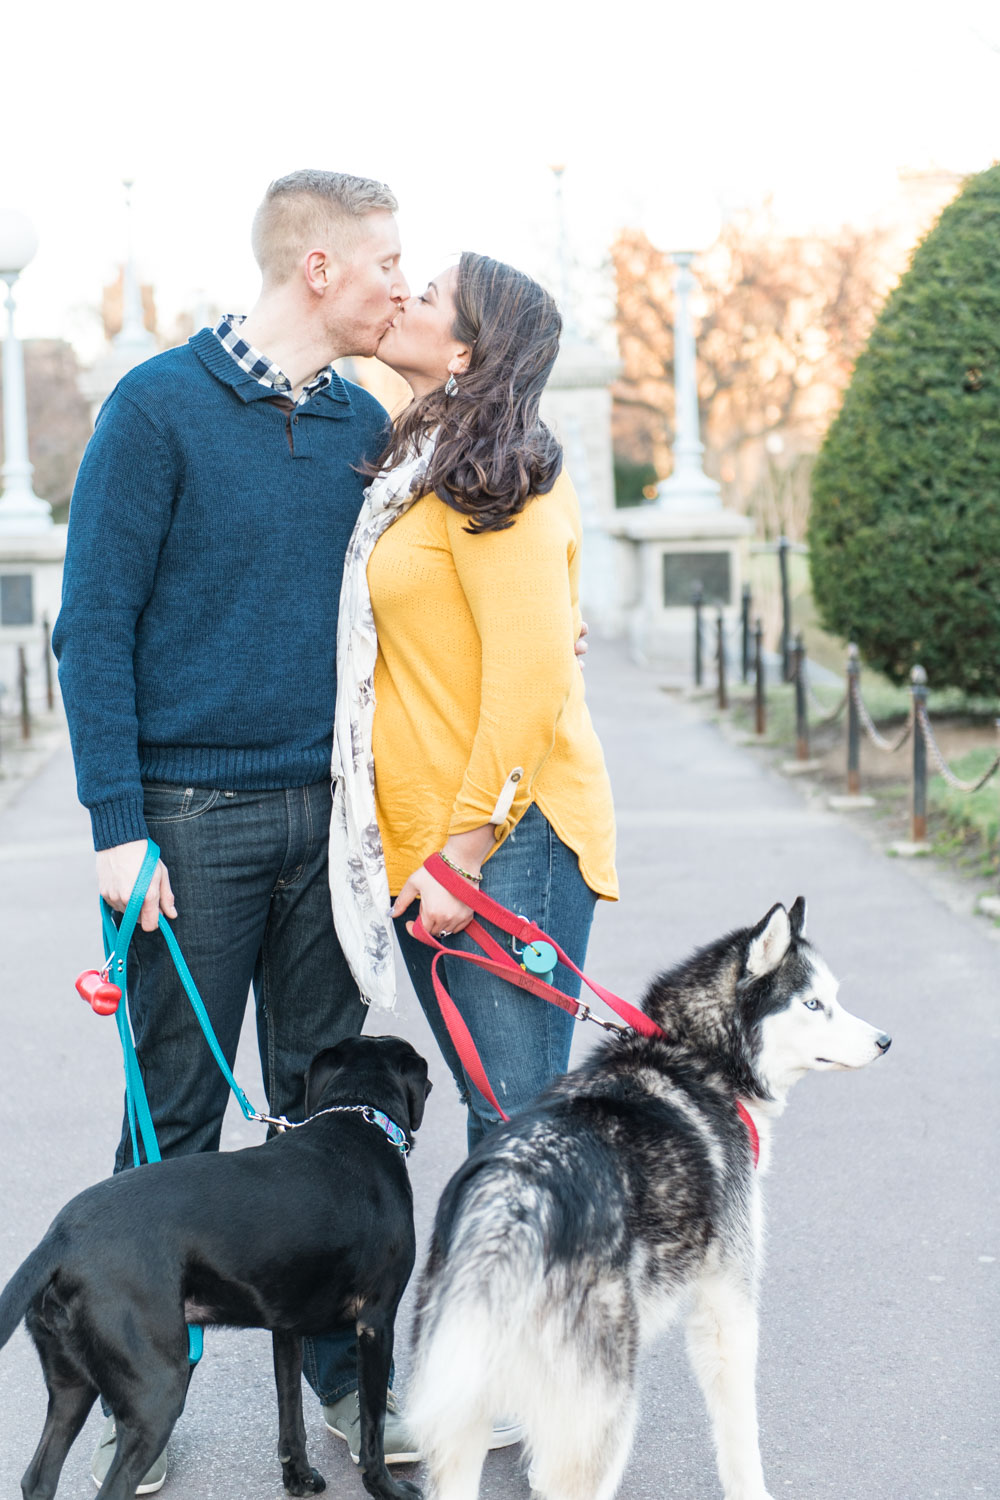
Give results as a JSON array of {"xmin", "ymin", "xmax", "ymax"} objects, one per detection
[{"xmin": 809, "ymin": 164, "xmax": 1000, "ymax": 695}]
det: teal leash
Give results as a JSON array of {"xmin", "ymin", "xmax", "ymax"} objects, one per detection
[{"xmin": 99, "ymin": 837, "xmax": 262, "ymax": 1365}]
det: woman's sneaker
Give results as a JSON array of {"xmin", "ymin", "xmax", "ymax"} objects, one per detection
[
  {"xmin": 488, "ymin": 1416, "xmax": 524, "ymax": 1449},
  {"xmin": 323, "ymin": 1391, "xmax": 521, "ymax": 1464},
  {"xmin": 91, "ymin": 1415, "xmax": 167, "ymax": 1493},
  {"xmin": 322, "ymin": 1389, "xmax": 420, "ymax": 1464}
]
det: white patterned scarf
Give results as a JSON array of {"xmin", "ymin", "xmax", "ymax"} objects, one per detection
[{"xmin": 329, "ymin": 436, "xmax": 436, "ymax": 1011}]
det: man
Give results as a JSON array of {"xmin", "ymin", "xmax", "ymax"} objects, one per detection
[{"xmin": 54, "ymin": 169, "xmax": 415, "ymax": 1490}]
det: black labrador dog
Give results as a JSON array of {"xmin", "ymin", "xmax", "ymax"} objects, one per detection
[{"xmin": 0, "ymin": 1033, "xmax": 430, "ymax": 1500}]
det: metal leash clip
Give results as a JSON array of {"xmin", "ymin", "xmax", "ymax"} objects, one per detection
[{"xmin": 253, "ymin": 1110, "xmax": 295, "ymax": 1133}]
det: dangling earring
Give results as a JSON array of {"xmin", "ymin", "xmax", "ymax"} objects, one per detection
[{"xmin": 445, "ymin": 373, "xmax": 459, "ymax": 397}]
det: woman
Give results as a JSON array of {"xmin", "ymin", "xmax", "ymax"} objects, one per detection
[{"xmin": 330, "ymin": 252, "xmax": 617, "ymax": 1150}]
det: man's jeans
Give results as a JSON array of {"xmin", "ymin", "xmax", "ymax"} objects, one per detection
[
  {"xmin": 395, "ymin": 803, "xmax": 598, "ymax": 1152},
  {"xmin": 117, "ymin": 780, "xmax": 364, "ymax": 1402}
]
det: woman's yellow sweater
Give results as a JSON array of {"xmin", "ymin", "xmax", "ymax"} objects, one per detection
[{"xmin": 368, "ymin": 469, "xmax": 618, "ymax": 901}]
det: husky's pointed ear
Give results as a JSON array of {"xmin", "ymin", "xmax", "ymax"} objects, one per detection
[
  {"xmin": 789, "ymin": 897, "xmax": 807, "ymax": 939},
  {"xmin": 745, "ymin": 904, "xmax": 792, "ymax": 978}
]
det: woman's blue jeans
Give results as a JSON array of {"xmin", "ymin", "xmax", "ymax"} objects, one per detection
[
  {"xmin": 116, "ymin": 780, "xmax": 364, "ymax": 1403},
  {"xmin": 394, "ymin": 803, "xmax": 598, "ymax": 1152}
]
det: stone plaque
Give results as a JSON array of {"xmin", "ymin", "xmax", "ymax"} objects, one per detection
[
  {"xmin": 662, "ymin": 551, "xmax": 731, "ymax": 608},
  {"xmin": 0, "ymin": 573, "xmax": 34, "ymax": 626}
]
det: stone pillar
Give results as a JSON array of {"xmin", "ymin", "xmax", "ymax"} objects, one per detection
[
  {"xmin": 541, "ymin": 336, "xmax": 626, "ymax": 637},
  {"xmin": 0, "ymin": 527, "xmax": 68, "ymax": 712},
  {"xmin": 606, "ymin": 505, "xmax": 753, "ymax": 677}
]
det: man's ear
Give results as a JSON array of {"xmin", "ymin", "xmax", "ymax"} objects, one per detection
[
  {"xmin": 745, "ymin": 904, "xmax": 792, "ymax": 979},
  {"xmin": 304, "ymin": 247, "xmax": 337, "ymax": 295}
]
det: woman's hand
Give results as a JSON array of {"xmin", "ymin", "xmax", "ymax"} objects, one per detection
[
  {"xmin": 391, "ymin": 864, "xmax": 474, "ymax": 938},
  {"xmin": 391, "ymin": 825, "xmax": 494, "ymax": 938}
]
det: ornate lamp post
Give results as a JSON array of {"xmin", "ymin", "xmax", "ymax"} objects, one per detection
[{"xmin": 0, "ymin": 208, "xmax": 52, "ymax": 533}]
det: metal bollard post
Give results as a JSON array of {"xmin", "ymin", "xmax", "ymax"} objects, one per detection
[
  {"xmin": 754, "ymin": 618, "xmax": 766, "ymax": 736},
  {"xmin": 692, "ymin": 582, "xmax": 704, "ymax": 687},
  {"xmin": 778, "ymin": 535, "xmax": 793, "ymax": 682},
  {"xmin": 740, "ymin": 583, "xmax": 752, "ymax": 684},
  {"xmin": 716, "ymin": 609, "xmax": 728, "ymax": 711},
  {"xmin": 18, "ymin": 644, "xmax": 31, "ymax": 741},
  {"xmin": 911, "ymin": 664, "xmax": 928, "ymax": 843},
  {"xmin": 42, "ymin": 614, "xmax": 55, "ymax": 711},
  {"xmin": 846, "ymin": 643, "xmax": 861, "ymax": 795},
  {"xmin": 793, "ymin": 633, "xmax": 809, "ymax": 760}
]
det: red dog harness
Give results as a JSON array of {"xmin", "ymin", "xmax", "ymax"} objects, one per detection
[{"xmin": 411, "ymin": 853, "xmax": 760, "ymax": 1167}]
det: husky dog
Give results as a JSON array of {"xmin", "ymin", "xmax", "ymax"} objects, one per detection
[{"xmin": 409, "ymin": 899, "xmax": 890, "ymax": 1500}]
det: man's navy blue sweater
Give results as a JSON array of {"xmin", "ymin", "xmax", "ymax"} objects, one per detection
[{"xmin": 53, "ymin": 328, "xmax": 389, "ymax": 851}]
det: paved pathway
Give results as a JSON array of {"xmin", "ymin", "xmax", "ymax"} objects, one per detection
[{"xmin": 0, "ymin": 641, "xmax": 996, "ymax": 1498}]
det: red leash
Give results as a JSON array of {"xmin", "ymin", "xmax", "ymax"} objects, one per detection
[{"xmin": 410, "ymin": 853, "xmax": 760, "ymax": 1167}]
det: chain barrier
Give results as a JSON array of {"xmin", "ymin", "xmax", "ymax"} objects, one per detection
[
  {"xmin": 697, "ymin": 616, "xmax": 740, "ymax": 654},
  {"xmin": 915, "ymin": 703, "xmax": 1000, "ymax": 794},
  {"xmin": 715, "ymin": 570, "xmax": 998, "ymax": 843},
  {"xmin": 850, "ymin": 676, "xmax": 913, "ymax": 753},
  {"xmin": 806, "ymin": 679, "xmax": 848, "ymax": 726}
]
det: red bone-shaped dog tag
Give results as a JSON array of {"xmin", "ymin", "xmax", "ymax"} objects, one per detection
[{"xmin": 75, "ymin": 970, "xmax": 122, "ymax": 1016}]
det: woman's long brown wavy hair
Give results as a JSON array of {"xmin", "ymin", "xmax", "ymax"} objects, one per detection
[{"xmin": 368, "ymin": 252, "xmax": 563, "ymax": 532}]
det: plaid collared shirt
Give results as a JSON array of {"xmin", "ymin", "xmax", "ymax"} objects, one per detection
[{"xmin": 212, "ymin": 314, "xmax": 335, "ymax": 406}]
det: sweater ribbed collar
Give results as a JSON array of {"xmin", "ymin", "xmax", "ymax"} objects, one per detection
[{"xmin": 189, "ymin": 326, "xmax": 354, "ymax": 417}]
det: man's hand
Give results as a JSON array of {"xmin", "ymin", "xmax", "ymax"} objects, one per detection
[
  {"xmin": 575, "ymin": 618, "xmax": 589, "ymax": 668},
  {"xmin": 96, "ymin": 841, "xmax": 177, "ymax": 932}
]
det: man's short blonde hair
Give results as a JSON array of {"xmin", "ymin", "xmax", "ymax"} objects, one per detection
[{"xmin": 251, "ymin": 169, "xmax": 398, "ymax": 285}]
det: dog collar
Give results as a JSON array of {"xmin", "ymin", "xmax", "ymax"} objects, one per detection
[
  {"xmin": 259, "ymin": 1103, "xmax": 411, "ymax": 1156},
  {"xmin": 364, "ymin": 1107, "xmax": 411, "ymax": 1156},
  {"xmin": 735, "ymin": 1100, "xmax": 760, "ymax": 1168}
]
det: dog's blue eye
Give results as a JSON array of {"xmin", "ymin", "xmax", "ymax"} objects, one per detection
[{"xmin": 803, "ymin": 998, "xmax": 822, "ymax": 1011}]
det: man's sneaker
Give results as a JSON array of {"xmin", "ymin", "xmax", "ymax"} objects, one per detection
[
  {"xmin": 323, "ymin": 1389, "xmax": 420, "ymax": 1465},
  {"xmin": 91, "ymin": 1414, "xmax": 168, "ymax": 1494}
]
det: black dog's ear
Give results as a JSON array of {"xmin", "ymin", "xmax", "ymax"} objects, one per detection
[
  {"xmin": 403, "ymin": 1060, "xmax": 433, "ymax": 1135},
  {"xmin": 788, "ymin": 896, "xmax": 807, "ymax": 939},
  {"xmin": 304, "ymin": 1045, "xmax": 349, "ymax": 1118}
]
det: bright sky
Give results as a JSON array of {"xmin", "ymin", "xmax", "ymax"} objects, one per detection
[{"xmin": 4, "ymin": 0, "xmax": 998, "ymax": 356}]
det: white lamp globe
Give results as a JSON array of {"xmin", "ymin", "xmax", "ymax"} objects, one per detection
[
  {"xmin": 0, "ymin": 209, "xmax": 39, "ymax": 277},
  {"xmin": 644, "ymin": 184, "xmax": 721, "ymax": 256}
]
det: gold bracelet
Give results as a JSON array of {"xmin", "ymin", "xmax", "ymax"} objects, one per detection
[{"xmin": 438, "ymin": 849, "xmax": 482, "ymax": 884}]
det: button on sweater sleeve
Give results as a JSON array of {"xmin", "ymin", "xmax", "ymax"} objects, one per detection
[
  {"xmin": 53, "ymin": 392, "xmax": 177, "ymax": 850},
  {"xmin": 443, "ymin": 495, "xmax": 579, "ymax": 842}
]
